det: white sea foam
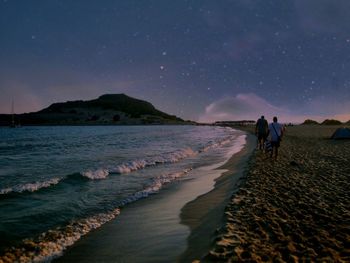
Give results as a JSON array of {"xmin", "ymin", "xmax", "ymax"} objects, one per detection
[
  {"xmin": 200, "ymin": 135, "xmax": 236, "ymax": 153},
  {"xmin": 164, "ymin": 148, "xmax": 197, "ymax": 162},
  {"xmin": 0, "ymin": 169, "xmax": 193, "ymax": 262},
  {"xmin": 225, "ymin": 134, "xmax": 247, "ymax": 158},
  {"xmin": 120, "ymin": 168, "xmax": 192, "ymax": 205},
  {"xmin": 81, "ymin": 169, "xmax": 109, "ymax": 180},
  {"xmin": 110, "ymin": 159, "xmax": 148, "ymax": 173},
  {"xmin": 0, "ymin": 178, "xmax": 61, "ymax": 195},
  {"xmin": 80, "ymin": 134, "xmax": 240, "ymax": 181},
  {"xmin": 204, "ymin": 134, "xmax": 247, "ymax": 170},
  {"xmin": 0, "ymin": 208, "xmax": 121, "ymax": 263},
  {"xmin": 81, "ymin": 148, "xmax": 197, "ymax": 180}
]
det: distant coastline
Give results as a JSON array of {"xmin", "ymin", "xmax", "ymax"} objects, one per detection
[{"xmin": 0, "ymin": 94, "xmax": 196, "ymax": 126}]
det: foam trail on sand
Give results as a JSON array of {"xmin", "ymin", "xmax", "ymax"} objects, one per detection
[
  {"xmin": 225, "ymin": 135, "xmax": 247, "ymax": 158},
  {"xmin": 202, "ymin": 134, "xmax": 247, "ymax": 170},
  {"xmin": 120, "ymin": 168, "xmax": 192, "ymax": 205},
  {"xmin": 200, "ymin": 137, "xmax": 234, "ymax": 153}
]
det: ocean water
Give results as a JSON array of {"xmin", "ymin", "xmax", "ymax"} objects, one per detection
[{"xmin": 0, "ymin": 125, "xmax": 246, "ymax": 262}]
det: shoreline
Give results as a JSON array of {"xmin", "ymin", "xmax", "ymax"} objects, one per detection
[
  {"xmin": 209, "ymin": 125, "xmax": 350, "ymax": 261},
  {"xmin": 179, "ymin": 129, "xmax": 256, "ymax": 261},
  {"xmin": 0, "ymin": 126, "xmax": 246, "ymax": 263},
  {"xmin": 50, "ymin": 129, "xmax": 248, "ymax": 263}
]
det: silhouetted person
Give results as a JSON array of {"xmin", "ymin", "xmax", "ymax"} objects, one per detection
[
  {"xmin": 267, "ymin": 116, "xmax": 283, "ymax": 159},
  {"xmin": 255, "ymin": 115, "xmax": 268, "ymax": 150}
]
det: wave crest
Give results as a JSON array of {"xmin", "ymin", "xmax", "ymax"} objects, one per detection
[
  {"xmin": 81, "ymin": 147, "xmax": 197, "ymax": 180},
  {"xmin": 0, "ymin": 208, "xmax": 121, "ymax": 263},
  {"xmin": 0, "ymin": 178, "xmax": 61, "ymax": 195},
  {"xmin": 0, "ymin": 168, "xmax": 193, "ymax": 262},
  {"xmin": 81, "ymin": 169, "xmax": 109, "ymax": 180}
]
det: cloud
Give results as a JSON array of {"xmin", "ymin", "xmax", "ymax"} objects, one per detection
[
  {"xmin": 199, "ymin": 93, "xmax": 350, "ymax": 123},
  {"xmin": 199, "ymin": 93, "xmax": 289, "ymax": 122}
]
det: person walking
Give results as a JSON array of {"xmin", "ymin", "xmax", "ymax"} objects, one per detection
[
  {"xmin": 255, "ymin": 115, "xmax": 268, "ymax": 150},
  {"xmin": 267, "ymin": 116, "xmax": 283, "ymax": 159}
]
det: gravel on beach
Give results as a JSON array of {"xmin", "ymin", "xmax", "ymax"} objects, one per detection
[{"xmin": 209, "ymin": 125, "xmax": 350, "ymax": 262}]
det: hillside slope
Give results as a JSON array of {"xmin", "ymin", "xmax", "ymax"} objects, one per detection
[{"xmin": 0, "ymin": 94, "xmax": 189, "ymax": 125}]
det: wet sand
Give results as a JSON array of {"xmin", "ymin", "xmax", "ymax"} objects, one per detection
[
  {"xmin": 179, "ymin": 133, "xmax": 256, "ymax": 261},
  {"xmin": 208, "ymin": 125, "xmax": 350, "ymax": 262}
]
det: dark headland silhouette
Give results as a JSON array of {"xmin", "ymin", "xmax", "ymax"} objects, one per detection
[{"xmin": 0, "ymin": 94, "xmax": 194, "ymax": 126}]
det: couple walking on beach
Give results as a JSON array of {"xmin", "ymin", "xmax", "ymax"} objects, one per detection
[{"xmin": 255, "ymin": 116, "xmax": 283, "ymax": 159}]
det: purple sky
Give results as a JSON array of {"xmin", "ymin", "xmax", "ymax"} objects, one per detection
[{"xmin": 1, "ymin": 0, "xmax": 350, "ymax": 122}]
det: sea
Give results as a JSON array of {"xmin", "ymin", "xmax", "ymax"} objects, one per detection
[{"xmin": 0, "ymin": 125, "xmax": 246, "ymax": 262}]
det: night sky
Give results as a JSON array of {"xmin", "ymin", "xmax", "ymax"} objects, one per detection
[{"xmin": 1, "ymin": 0, "xmax": 350, "ymax": 123}]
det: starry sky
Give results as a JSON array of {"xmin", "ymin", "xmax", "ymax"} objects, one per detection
[{"xmin": 1, "ymin": 0, "xmax": 350, "ymax": 123}]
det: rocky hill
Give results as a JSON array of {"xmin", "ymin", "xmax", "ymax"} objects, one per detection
[
  {"xmin": 301, "ymin": 119, "xmax": 348, "ymax": 125},
  {"xmin": 301, "ymin": 119, "xmax": 319, "ymax": 125},
  {"xmin": 0, "ymin": 94, "xmax": 191, "ymax": 125},
  {"xmin": 321, "ymin": 119, "xmax": 343, "ymax": 125}
]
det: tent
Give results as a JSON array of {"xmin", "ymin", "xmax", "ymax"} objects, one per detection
[{"xmin": 331, "ymin": 128, "xmax": 350, "ymax": 139}]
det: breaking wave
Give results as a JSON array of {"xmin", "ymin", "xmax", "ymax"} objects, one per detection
[
  {"xmin": 81, "ymin": 147, "xmax": 196, "ymax": 180},
  {"xmin": 0, "ymin": 135, "xmax": 237, "ymax": 197},
  {"xmin": 80, "ymin": 169, "xmax": 109, "ymax": 180},
  {"xmin": 0, "ymin": 178, "xmax": 61, "ymax": 195},
  {"xmin": 0, "ymin": 168, "xmax": 192, "ymax": 262},
  {"xmin": 81, "ymin": 135, "xmax": 236, "ymax": 180},
  {"xmin": 0, "ymin": 208, "xmax": 121, "ymax": 263}
]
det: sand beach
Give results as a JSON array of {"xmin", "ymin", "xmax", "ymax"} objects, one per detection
[{"xmin": 207, "ymin": 125, "xmax": 350, "ymax": 262}]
